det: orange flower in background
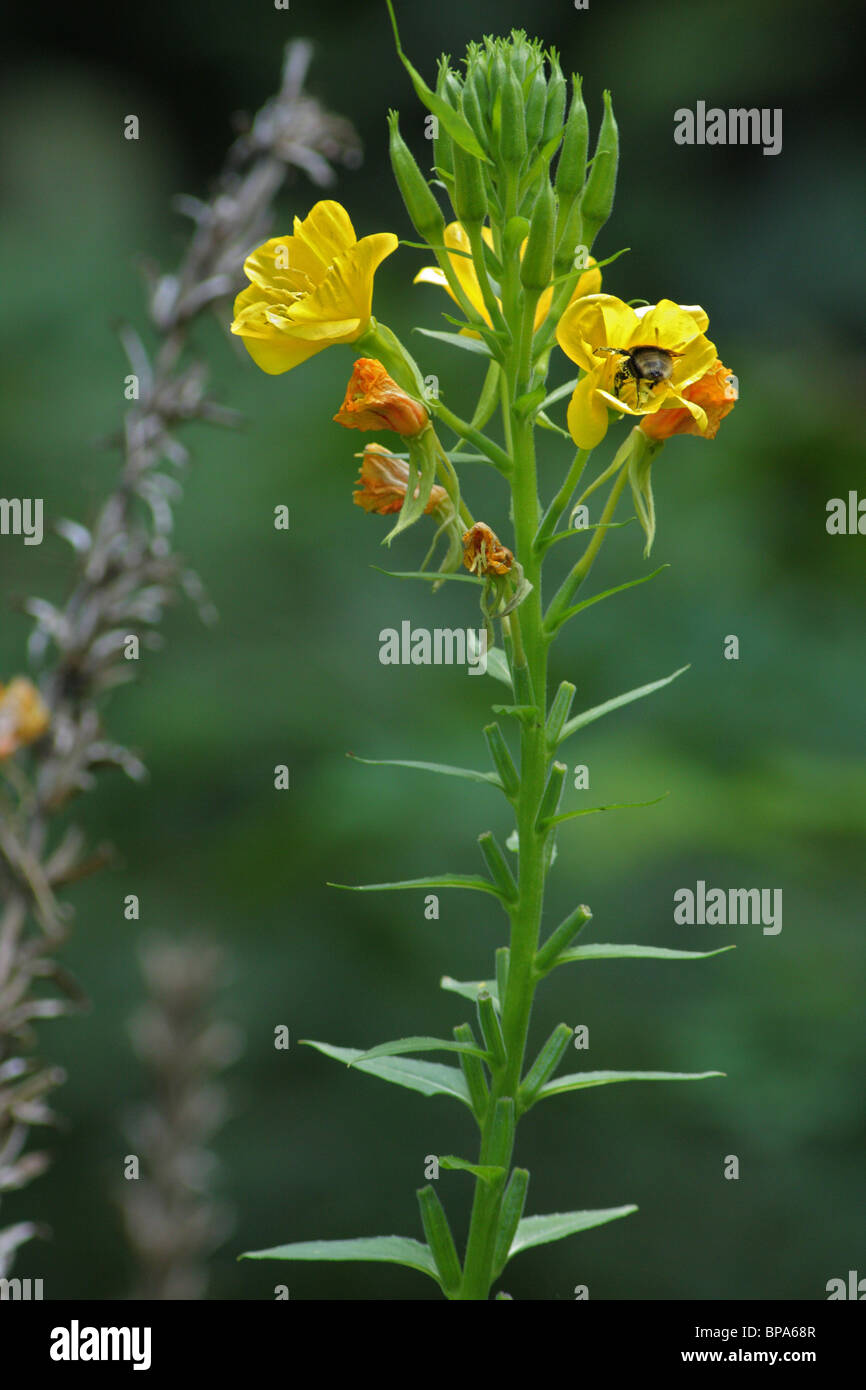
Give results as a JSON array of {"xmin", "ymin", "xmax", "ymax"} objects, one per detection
[
  {"xmin": 335, "ymin": 358, "xmax": 429, "ymax": 437},
  {"xmin": 0, "ymin": 678, "xmax": 50, "ymax": 758},
  {"xmin": 354, "ymin": 444, "xmax": 448, "ymax": 516},
  {"xmin": 462, "ymin": 522, "xmax": 514, "ymax": 577},
  {"xmin": 640, "ymin": 359, "xmax": 738, "ymax": 441}
]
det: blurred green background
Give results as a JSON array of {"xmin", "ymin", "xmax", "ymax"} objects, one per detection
[{"xmin": 2, "ymin": 0, "xmax": 863, "ymax": 1300}]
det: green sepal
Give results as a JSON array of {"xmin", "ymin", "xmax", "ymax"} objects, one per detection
[
  {"xmin": 517, "ymin": 1023, "xmax": 573, "ymax": 1113},
  {"xmin": 385, "ymin": 1, "xmax": 489, "ymax": 162},
  {"xmin": 502, "ymin": 1206, "xmax": 637, "ymax": 1266},
  {"xmin": 542, "ymin": 56, "xmax": 567, "ymax": 145},
  {"xmin": 628, "ymin": 432, "xmax": 662, "ymax": 557},
  {"xmin": 417, "ymin": 1186, "xmax": 463, "ymax": 1294},
  {"xmin": 240, "ymin": 1234, "xmax": 441, "ymax": 1284},
  {"xmin": 483, "ymin": 722, "xmax": 519, "ymax": 798},
  {"xmin": 535, "ymin": 1069, "xmax": 725, "ymax": 1103},
  {"xmin": 349, "ymin": 1036, "xmax": 490, "ymax": 1068},
  {"xmin": 545, "ymin": 681, "xmax": 576, "ymax": 748},
  {"xmin": 383, "ymin": 429, "xmax": 437, "ymax": 546},
  {"xmin": 519, "ymin": 180, "xmax": 556, "ymax": 293},
  {"xmin": 452, "ymin": 141, "xmax": 488, "ymax": 225},
  {"xmin": 555, "ymin": 666, "xmax": 689, "ymax": 746},
  {"xmin": 476, "ymin": 988, "xmax": 507, "ymax": 1069},
  {"xmin": 498, "ymin": 68, "xmax": 527, "ymax": 167},
  {"xmin": 301, "ymin": 1040, "xmax": 472, "ymax": 1107},
  {"xmin": 439, "ymin": 1156, "xmax": 507, "ymax": 1184},
  {"xmin": 555, "ymin": 74, "xmax": 588, "ymax": 201},
  {"xmin": 554, "ymin": 943, "xmax": 736, "ymax": 967},
  {"xmin": 454, "ymin": 1022, "xmax": 489, "ymax": 1118},
  {"xmin": 347, "ymin": 752, "xmax": 501, "ymax": 790},
  {"xmin": 388, "ymin": 110, "xmax": 445, "ymax": 244},
  {"xmin": 535, "ymin": 903, "xmax": 593, "ymax": 973},
  {"xmin": 327, "ymin": 874, "xmax": 505, "ymax": 899}
]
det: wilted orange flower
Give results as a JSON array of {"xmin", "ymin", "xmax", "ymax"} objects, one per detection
[
  {"xmin": 335, "ymin": 358, "xmax": 428, "ymax": 437},
  {"xmin": 640, "ymin": 360, "xmax": 738, "ymax": 441},
  {"xmin": 0, "ymin": 678, "xmax": 50, "ymax": 758},
  {"xmin": 462, "ymin": 522, "xmax": 514, "ymax": 577},
  {"xmin": 354, "ymin": 444, "xmax": 448, "ymax": 516}
]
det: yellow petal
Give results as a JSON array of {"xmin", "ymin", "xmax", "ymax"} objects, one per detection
[
  {"xmin": 671, "ymin": 334, "xmax": 718, "ymax": 389},
  {"xmin": 289, "ymin": 200, "xmax": 358, "ymax": 283},
  {"xmin": 290, "ymin": 232, "xmax": 398, "ymax": 337},
  {"xmin": 414, "ymin": 266, "xmax": 450, "ymax": 290},
  {"xmin": 238, "ymin": 333, "xmax": 326, "ymax": 376},
  {"xmin": 631, "ymin": 299, "xmax": 707, "ymax": 350},
  {"xmin": 566, "ymin": 365, "xmax": 612, "ymax": 449}
]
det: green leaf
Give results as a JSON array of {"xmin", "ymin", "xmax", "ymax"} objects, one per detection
[
  {"xmin": 414, "ymin": 327, "xmax": 492, "ymax": 356},
  {"xmin": 629, "ymin": 439, "xmax": 657, "ymax": 556},
  {"xmin": 536, "ymin": 1070, "xmax": 725, "ymax": 1101},
  {"xmin": 555, "ymin": 943, "xmax": 736, "ymax": 966},
  {"xmin": 371, "ymin": 566, "xmax": 485, "ymax": 585},
  {"xmin": 350, "ymin": 1036, "xmax": 489, "ymax": 1067},
  {"xmin": 439, "ymin": 1155, "xmax": 506, "ymax": 1183},
  {"xmin": 505, "ymin": 1206, "xmax": 638, "ymax": 1262},
  {"xmin": 552, "ymin": 566, "xmax": 669, "ymax": 628},
  {"xmin": 385, "ymin": 2, "xmax": 488, "ymax": 161},
  {"xmin": 347, "ymin": 753, "xmax": 501, "ymax": 788},
  {"xmin": 241, "ymin": 1234, "xmax": 440, "ymax": 1282},
  {"xmin": 440, "ymin": 975, "xmax": 501, "ymax": 1011},
  {"xmin": 301, "ymin": 1040, "xmax": 472, "ymax": 1107},
  {"xmin": 328, "ymin": 874, "xmax": 503, "ymax": 898},
  {"xmin": 485, "ymin": 647, "xmax": 513, "ymax": 688},
  {"xmin": 545, "ymin": 794, "xmax": 669, "ymax": 828},
  {"xmin": 556, "ymin": 666, "xmax": 689, "ymax": 745}
]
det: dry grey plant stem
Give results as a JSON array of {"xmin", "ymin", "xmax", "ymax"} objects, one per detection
[
  {"xmin": 0, "ymin": 40, "xmax": 360, "ymax": 1277},
  {"xmin": 119, "ymin": 935, "xmax": 242, "ymax": 1300}
]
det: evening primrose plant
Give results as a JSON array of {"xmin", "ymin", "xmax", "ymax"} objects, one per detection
[{"xmin": 234, "ymin": 13, "xmax": 738, "ymax": 1300}]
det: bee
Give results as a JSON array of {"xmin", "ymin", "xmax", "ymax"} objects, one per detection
[{"xmin": 595, "ymin": 344, "xmax": 681, "ymax": 407}]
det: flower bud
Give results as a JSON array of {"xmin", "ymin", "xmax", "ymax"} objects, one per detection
[
  {"xmin": 542, "ymin": 58, "xmax": 567, "ymax": 146},
  {"xmin": 0, "ymin": 677, "xmax": 50, "ymax": 758},
  {"xmin": 525, "ymin": 68, "xmax": 548, "ymax": 150},
  {"xmin": 387, "ymin": 110, "xmax": 445, "ymax": 245},
  {"xmin": 580, "ymin": 89, "xmax": 619, "ymax": 248},
  {"xmin": 451, "ymin": 142, "xmax": 488, "ymax": 227},
  {"xmin": 433, "ymin": 60, "xmax": 456, "ymax": 178},
  {"xmin": 498, "ymin": 69, "xmax": 527, "ymax": 169},
  {"xmin": 520, "ymin": 180, "xmax": 556, "ymax": 293},
  {"xmin": 461, "ymin": 77, "xmax": 488, "ymax": 150},
  {"xmin": 462, "ymin": 522, "xmax": 514, "ymax": 577},
  {"xmin": 555, "ymin": 75, "xmax": 588, "ymax": 202},
  {"xmin": 335, "ymin": 358, "xmax": 429, "ymax": 437}
]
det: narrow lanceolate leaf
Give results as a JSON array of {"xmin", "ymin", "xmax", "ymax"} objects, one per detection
[
  {"xmin": 439, "ymin": 1155, "xmax": 507, "ymax": 1183},
  {"xmin": 347, "ymin": 753, "xmax": 502, "ymax": 789},
  {"xmin": 504, "ymin": 1207, "xmax": 637, "ymax": 1263},
  {"xmin": 554, "ymin": 943, "xmax": 736, "ymax": 967},
  {"xmin": 328, "ymin": 874, "xmax": 503, "ymax": 898},
  {"xmin": 556, "ymin": 666, "xmax": 690, "ymax": 746},
  {"xmin": 414, "ymin": 328, "xmax": 493, "ymax": 356},
  {"xmin": 440, "ymin": 976, "xmax": 501, "ymax": 1012},
  {"xmin": 544, "ymin": 794, "xmax": 669, "ymax": 828},
  {"xmin": 551, "ymin": 566, "xmax": 669, "ymax": 628},
  {"xmin": 349, "ymin": 1036, "xmax": 489, "ymax": 1067},
  {"xmin": 385, "ymin": 1, "xmax": 489, "ymax": 162},
  {"xmin": 301, "ymin": 1041, "xmax": 472, "ymax": 1108},
  {"xmin": 241, "ymin": 1235, "xmax": 440, "ymax": 1283},
  {"xmin": 372, "ymin": 567, "xmax": 485, "ymax": 585},
  {"xmin": 535, "ymin": 1070, "xmax": 725, "ymax": 1102}
]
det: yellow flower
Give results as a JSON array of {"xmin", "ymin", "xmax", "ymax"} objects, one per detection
[
  {"xmin": 334, "ymin": 359, "xmax": 428, "ymax": 437},
  {"xmin": 555, "ymin": 294, "xmax": 718, "ymax": 450},
  {"xmin": 0, "ymin": 678, "xmax": 50, "ymax": 758},
  {"xmin": 414, "ymin": 222, "xmax": 601, "ymax": 334},
  {"xmin": 230, "ymin": 201, "xmax": 398, "ymax": 375}
]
